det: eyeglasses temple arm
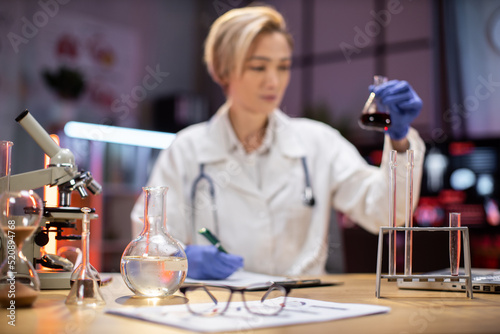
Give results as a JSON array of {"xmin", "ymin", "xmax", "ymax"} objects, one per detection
[{"xmin": 203, "ymin": 286, "xmax": 219, "ymax": 305}]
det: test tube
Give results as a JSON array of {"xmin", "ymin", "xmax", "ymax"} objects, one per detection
[
  {"xmin": 449, "ymin": 212, "xmax": 461, "ymax": 276},
  {"xmin": 0, "ymin": 141, "xmax": 13, "ymax": 194},
  {"xmin": 388, "ymin": 150, "xmax": 397, "ymax": 275},
  {"xmin": 404, "ymin": 150, "xmax": 414, "ymax": 276}
]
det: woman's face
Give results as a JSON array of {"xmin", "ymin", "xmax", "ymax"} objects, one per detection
[{"xmin": 226, "ymin": 31, "xmax": 292, "ymax": 116}]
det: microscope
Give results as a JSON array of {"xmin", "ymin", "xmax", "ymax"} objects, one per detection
[{"xmin": 1, "ymin": 110, "xmax": 102, "ymax": 289}]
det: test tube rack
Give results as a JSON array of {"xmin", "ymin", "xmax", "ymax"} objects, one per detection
[{"xmin": 375, "ymin": 226, "xmax": 473, "ymax": 299}]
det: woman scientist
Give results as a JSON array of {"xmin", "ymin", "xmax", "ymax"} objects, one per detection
[{"xmin": 131, "ymin": 5, "xmax": 425, "ymax": 279}]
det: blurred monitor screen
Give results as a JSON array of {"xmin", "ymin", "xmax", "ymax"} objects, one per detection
[{"xmin": 418, "ymin": 139, "xmax": 500, "ymax": 227}]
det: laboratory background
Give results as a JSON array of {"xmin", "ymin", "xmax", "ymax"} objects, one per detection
[{"xmin": 1, "ymin": 0, "xmax": 499, "ymax": 274}]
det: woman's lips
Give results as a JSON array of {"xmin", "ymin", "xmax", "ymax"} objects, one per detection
[{"xmin": 261, "ymin": 95, "xmax": 277, "ymax": 102}]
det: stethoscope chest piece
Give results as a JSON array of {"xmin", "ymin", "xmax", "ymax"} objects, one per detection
[
  {"xmin": 303, "ymin": 186, "xmax": 315, "ymax": 206},
  {"xmin": 300, "ymin": 157, "xmax": 315, "ymax": 207}
]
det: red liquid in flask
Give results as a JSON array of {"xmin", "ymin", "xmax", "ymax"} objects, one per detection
[{"xmin": 359, "ymin": 112, "xmax": 391, "ymax": 131}]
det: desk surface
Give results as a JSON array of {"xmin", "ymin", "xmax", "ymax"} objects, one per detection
[{"xmin": 1, "ymin": 273, "xmax": 499, "ymax": 334}]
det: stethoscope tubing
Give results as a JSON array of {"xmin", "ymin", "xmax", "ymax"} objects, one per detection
[{"xmin": 190, "ymin": 157, "xmax": 315, "ymax": 242}]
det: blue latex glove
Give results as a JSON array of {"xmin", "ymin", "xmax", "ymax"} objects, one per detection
[
  {"xmin": 371, "ymin": 80, "xmax": 422, "ymax": 140},
  {"xmin": 185, "ymin": 245, "xmax": 244, "ymax": 280}
]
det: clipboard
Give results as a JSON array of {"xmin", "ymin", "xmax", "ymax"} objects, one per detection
[
  {"xmin": 267, "ymin": 279, "xmax": 342, "ymax": 289},
  {"xmin": 183, "ymin": 270, "xmax": 342, "ymax": 290}
]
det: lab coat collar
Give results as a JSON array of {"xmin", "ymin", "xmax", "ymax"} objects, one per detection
[
  {"xmin": 195, "ymin": 102, "xmax": 306, "ymax": 164},
  {"xmin": 273, "ymin": 109, "xmax": 306, "ymax": 158}
]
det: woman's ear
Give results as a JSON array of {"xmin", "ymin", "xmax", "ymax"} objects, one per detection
[{"xmin": 218, "ymin": 77, "xmax": 229, "ymax": 95}]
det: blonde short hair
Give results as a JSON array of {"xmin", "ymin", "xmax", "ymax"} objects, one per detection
[{"xmin": 204, "ymin": 5, "xmax": 293, "ymax": 88}]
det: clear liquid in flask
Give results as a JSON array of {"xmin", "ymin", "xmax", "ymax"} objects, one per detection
[{"xmin": 121, "ymin": 255, "xmax": 187, "ymax": 297}]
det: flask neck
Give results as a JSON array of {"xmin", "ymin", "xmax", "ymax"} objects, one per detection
[
  {"xmin": 142, "ymin": 186, "xmax": 168, "ymax": 235},
  {"xmin": 142, "ymin": 216, "xmax": 165, "ymax": 235},
  {"xmin": 373, "ymin": 75, "xmax": 389, "ymax": 114},
  {"xmin": 373, "ymin": 75, "xmax": 388, "ymax": 86}
]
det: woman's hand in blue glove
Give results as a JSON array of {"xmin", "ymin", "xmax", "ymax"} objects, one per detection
[
  {"xmin": 185, "ymin": 245, "xmax": 244, "ymax": 280},
  {"xmin": 371, "ymin": 80, "xmax": 422, "ymax": 140}
]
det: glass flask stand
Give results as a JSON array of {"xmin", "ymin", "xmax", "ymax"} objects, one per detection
[
  {"xmin": 0, "ymin": 190, "xmax": 43, "ymax": 308},
  {"xmin": 65, "ymin": 207, "xmax": 105, "ymax": 307},
  {"xmin": 121, "ymin": 186, "xmax": 187, "ymax": 297}
]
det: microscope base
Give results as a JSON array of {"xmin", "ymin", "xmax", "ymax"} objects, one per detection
[{"xmin": 38, "ymin": 270, "xmax": 71, "ymax": 290}]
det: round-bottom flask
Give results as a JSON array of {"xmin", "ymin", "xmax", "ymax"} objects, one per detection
[
  {"xmin": 0, "ymin": 190, "xmax": 43, "ymax": 308},
  {"xmin": 120, "ymin": 186, "xmax": 187, "ymax": 297}
]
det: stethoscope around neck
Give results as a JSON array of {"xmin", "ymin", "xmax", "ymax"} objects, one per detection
[{"xmin": 190, "ymin": 156, "xmax": 315, "ymax": 240}]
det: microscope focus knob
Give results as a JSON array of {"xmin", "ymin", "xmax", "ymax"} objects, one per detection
[{"xmin": 34, "ymin": 229, "xmax": 50, "ymax": 247}]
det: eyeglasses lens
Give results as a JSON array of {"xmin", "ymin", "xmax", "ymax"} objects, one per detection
[
  {"xmin": 185, "ymin": 285, "xmax": 287, "ymax": 316},
  {"xmin": 246, "ymin": 286, "xmax": 286, "ymax": 315},
  {"xmin": 185, "ymin": 286, "xmax": 232, "ymax": 316}
]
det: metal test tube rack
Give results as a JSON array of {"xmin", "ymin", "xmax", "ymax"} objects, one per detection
[
  {"xmin": 375, "ymin": 150, "xmax": 473, "ymax": 299},
  {"xmin": 375, "ymin": 226, "xmax": 473, "ymax": 299}
]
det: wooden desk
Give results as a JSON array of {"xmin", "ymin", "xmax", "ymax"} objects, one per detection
[{"xmin": 1, "ymin": 273, "xmax": 499, "ymax": 333}]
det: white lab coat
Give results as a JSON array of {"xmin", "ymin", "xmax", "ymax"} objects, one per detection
[{"xmin": 131, "ymin": 103, "xmax": 425, "ymax": 276}]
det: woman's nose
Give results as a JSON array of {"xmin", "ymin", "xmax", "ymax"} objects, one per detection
[{"xmin": 264, "ymin": 69, "xmax": 279, "ymax": 88}]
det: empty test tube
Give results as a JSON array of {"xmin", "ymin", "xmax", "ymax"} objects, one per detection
[
  {"xmin": 388, "ymin": 150, "xmax": 397, "ymax": 275},
  {"xmin": 404, "ymin": 150, "xmax": 414, "ymax": 276},
  {"xmin": 449, "ymin": 212, "xmax": 461, "ymax": 276}
]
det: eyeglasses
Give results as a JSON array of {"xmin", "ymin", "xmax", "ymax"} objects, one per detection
[{"xmin": 179, "ymin": 284, "xmax": 291, "ymax": 316}]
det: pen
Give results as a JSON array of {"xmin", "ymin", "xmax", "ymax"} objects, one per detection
[{"xmin": 198, "ymin": 228, "xmax": 228, "ymax": 253}]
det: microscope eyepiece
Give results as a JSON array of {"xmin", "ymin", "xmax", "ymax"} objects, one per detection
[
  {"xmin": 86, "ymin": 178, "xmax": 102, "ymax": 195},
  {"xmin": 15, "ymin": 109, "xmax": 29, "ymax": 122},
  {"xmin": 16, "ymin": 109, "xmax": 61, "ymax": 158}
]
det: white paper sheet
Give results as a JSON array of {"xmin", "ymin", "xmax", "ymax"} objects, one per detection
[{"xmin": 106, "ymin": 297, "xmax": 390, "ymax": 332}]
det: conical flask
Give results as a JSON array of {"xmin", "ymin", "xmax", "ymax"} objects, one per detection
[
  {"xmin": 70, "ymin": 262, "xmax": 101, "ymax": 286},
  {"xmin": 359, "ymin": 75, "xmax": 392, "ymax": 131},
  {"xmin": 120, "ymin": 186, "xmax": 187, "ymax": 297},
  {"xmin": 0, "ymin": 190, "xmax": 43, "ymax": 308},
  {"xmin": 65, "ymin": 207, "xmax": 105, "ymax": 307}
]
